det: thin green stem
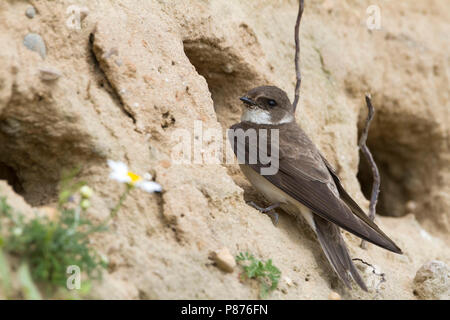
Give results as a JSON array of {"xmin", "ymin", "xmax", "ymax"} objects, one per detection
[
  {"xmin": 110, "ymin": 184, "xmax": 133, "ymax": 217},
  {"xmin": 0, "ymin": 249, "xmax": 12, "ymax": 299},
  {"xmin": 18, "ymin": 262, "xmax": 42, "ymax": 300}
]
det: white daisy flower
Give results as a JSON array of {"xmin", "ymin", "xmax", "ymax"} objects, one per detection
[
  {"xmin": 135, "ymin": 180, "xmax": 162, "ymax": 193},
  {"xmin": 107, "ymin": 160, "xmax": 162, "ymax": 193}
]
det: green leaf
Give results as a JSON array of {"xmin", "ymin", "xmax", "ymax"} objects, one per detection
[{"xmin": 236, "ymin": 251, "xmax": 282, "ymax": 299}]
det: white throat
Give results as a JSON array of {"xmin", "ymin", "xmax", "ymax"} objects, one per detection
[{"xmin": 241, "ymin": 108, "xmax": 294, "ymax": 125}]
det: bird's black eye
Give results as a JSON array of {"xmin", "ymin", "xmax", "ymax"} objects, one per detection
[{"xmin": 268, "ymin": 99, "xmax": 277, "ymax": 107}]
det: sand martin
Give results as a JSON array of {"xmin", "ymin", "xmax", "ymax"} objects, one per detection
[{"xmin": 229, "ymin": 86, "xmax": 402, "ymax": 291}]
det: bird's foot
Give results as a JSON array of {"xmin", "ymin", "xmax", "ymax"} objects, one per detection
[{"xmin": 247, "ymin": 201, "xmax": 280, "ymax": 226}]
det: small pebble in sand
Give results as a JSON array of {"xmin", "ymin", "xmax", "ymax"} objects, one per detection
[
  {"xmin": 328, "ymin": 291, "xmax": 341, "ymax": 300},
  {"xmin": 23, "ymin": 33, "xmax": 46, "ymax": 59},
  {"xmin": 39, "ymin": 67, "xmax": 62, "ymax": 81},
  {"xmin": 283, "ymin": 276, "xmax": 294, "ymax": 287},
  {"xmin": 211, "ymin": 247, "xmax": 236, "ymax": 273},
  {"xmin": 25, "ymin": 6, "xmax": 36, "ymax": 19}
]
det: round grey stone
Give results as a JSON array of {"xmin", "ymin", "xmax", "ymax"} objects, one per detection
[
  {"xmin": 414, "ymin": 260, "xmax": 450, "ymax": 300},
  {"xmin": 23, "ymin": 33, "xmax": 46, "ymax": 59},
  {"xmin": 25, "ymin": 6, "xmax": 36, "ymax": 19}
]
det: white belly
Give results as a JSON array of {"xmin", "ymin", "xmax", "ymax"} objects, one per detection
[{"xmin": 240, "ymin": 164, "xmax": 316, "ymax": 231}]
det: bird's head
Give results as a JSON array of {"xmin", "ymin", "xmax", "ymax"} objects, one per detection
[{"xmin": 239, "ymin": 86, "xmax": 294, "ymax": 125}]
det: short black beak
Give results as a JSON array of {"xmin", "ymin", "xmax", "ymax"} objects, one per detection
[{"xmin": 239, "ymin": 96, "xmax": 257, "ymax": 106}]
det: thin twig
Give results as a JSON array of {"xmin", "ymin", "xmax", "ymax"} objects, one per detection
[
  {"xmin": 359, "ymin": 94, "xmax": 380, "ymax": 249},
  {"xmin": 352, "ymin": 258, "xmax": 386, "ymax": 297},
  {"xmin": 292, "ymin": 0, "xmax": 304, "ymax": 112}
]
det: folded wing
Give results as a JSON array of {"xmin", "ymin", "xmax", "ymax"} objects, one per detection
[{"xmin": 230, "ymin": 122, "xmax": 402, "ymax": 254}]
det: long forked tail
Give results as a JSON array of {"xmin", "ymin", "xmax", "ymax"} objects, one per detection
[{"xmin": 314, "ymin": 215, "xmax": 367, "ymax": 291}]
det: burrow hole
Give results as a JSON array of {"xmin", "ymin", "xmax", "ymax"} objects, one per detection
[
  {"xmin": 182, "ymin": 39, "xmax": 261, "ymax": 130},
  {"xmin": 356, "ymin": 104, "xmax": 440, "ymax": 218},
  {"xmin": 0, "ymin": 162, "xmax": 24, "ymax": 195},
  {"xmin": 182, "ymin": 39, "xmax": 268, "ymax": 204}
]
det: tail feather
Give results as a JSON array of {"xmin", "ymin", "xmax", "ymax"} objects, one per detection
[{"xmin": 314, "ymin": 215, "xmax": 367, "ymax": 291}]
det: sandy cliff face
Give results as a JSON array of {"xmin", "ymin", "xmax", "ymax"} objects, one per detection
[{"xmin": 0, "ymin": 0, "xmax": 448, "ymax": 299}]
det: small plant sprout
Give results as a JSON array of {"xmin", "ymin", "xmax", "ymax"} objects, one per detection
[
  {"xmin": 80, "ymin": 185, "xmax": 94, "ymax": 199},
  {"xmin": 236, "ymin": 252, "xmax": 281, "ymax": 299},
  {"xmin": 107, "ymin": 160, "xmax": 162, "ymax": 216},
  {"xmin": 79, "ymin": 185, "xmax": 93, "ymax": 211},
  {"xmin": 80, "ymin": 199, "xmax": 90, "ymax": 210}
]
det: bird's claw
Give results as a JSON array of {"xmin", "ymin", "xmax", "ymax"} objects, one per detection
[{"xmin": 247, "ymin": 201, "xmax": 280, "ymax": 226}]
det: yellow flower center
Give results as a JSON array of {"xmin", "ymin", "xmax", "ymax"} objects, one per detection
[{"xmin": 127, "ymin": 171, "xmax": 141, "ymax": 184}]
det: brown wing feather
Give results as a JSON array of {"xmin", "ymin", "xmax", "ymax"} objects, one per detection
[
  {"xmin": 319, "ymin": 153, "xmax": 376, "ymax": 223},
  {"xmin": 314, "ymin": 215, "xmax": 368, "ymax": 291},
  {"xmin": 229, "ymin": 121, "xmax": 401, "ymax": 254},
  {"xmin": 319, "ymin": 153, "xmax": 402, "ymax": 254}
]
